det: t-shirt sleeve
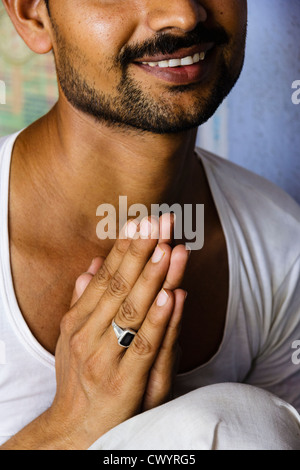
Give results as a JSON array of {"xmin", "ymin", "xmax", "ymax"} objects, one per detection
[{"xmin": 244, "ymin": 255, "xmax": 300, "ymax": 413}]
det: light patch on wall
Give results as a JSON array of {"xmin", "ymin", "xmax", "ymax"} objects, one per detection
[
  {"xmin": 196, "ymin": 100, "xmax": 229, "ymax": 159},
  {"xmin": 0, "ymin": 80, "xmax": 5, "ymax": 104}
]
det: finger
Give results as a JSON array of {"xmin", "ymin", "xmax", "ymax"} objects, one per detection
[
  {"xmin": 70, "ymin": 257, "xmax": 105, "ymax": 307},
  {"xmin": 142, "ymin": 288, "xmax": 186, "ymax": 410},
  {"xmin": 71, "ymin": 273, "xmax": 93, "ymax": 308},
  {"xmin": 158, "ymin": 212, "xmax": 176, "ymax": 244},
  {"xmin": 73, "ymin": 219, "xmax": 139, "ymax": 315},
  {"xmin": 162, "ymin": 244, "xmax": 191, "ymax": 290},
  {"xmin": 148, "ymin": 288, "xmax": 186, "ymax": 378},
  {"xmin": 100, "ymin": 242, "xmax": 172, "ymax": 341},
  {"xmin": 71, "ymin": 213, "xmax": 174, "ymax": 322},
  {"xmin": 120, "ymin": 288, "xmax": 175, "ymax": 380},
  {"xmin": 81, "ymin": 216, "xmax": 161, "ymax": 329}
]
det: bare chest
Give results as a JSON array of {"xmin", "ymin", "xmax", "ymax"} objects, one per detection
[{"xmin": 10, "ymin": 241, "xmax": 229, "ymax": 373}]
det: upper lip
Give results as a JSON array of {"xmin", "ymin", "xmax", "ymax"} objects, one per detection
[{"xmin": 134, "ymin": 43, "xmax": 215, "ymax": 63}]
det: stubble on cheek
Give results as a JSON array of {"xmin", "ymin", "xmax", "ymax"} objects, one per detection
[{"xmin": 50, "ymin": 13, "xmax": 247, "ymax": 135}]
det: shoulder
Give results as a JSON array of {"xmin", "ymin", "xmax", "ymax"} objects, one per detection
[
  {"xmin": 197, "ymin": 147, "xmax": 300, "ymax": 224},
  {"xmin": 196, "ymin": 146, "xmax": 300, "ymax": 231},
  {"xmin": 196, "ymin": 147, "xmax": 300, "ymax": 285}
]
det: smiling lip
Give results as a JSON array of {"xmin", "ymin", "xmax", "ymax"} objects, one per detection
[
  {"xmin": 133, "ymin": 43, "xmax": 215, "ymax": 86},
  {"xmin": 134, "ymin": 43, "xmax": 214, "ymax": 65}
]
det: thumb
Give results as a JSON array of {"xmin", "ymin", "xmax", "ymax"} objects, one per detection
[{"xmin": 70, "ymin": 257, "xmax": 105, "ymax": 307}]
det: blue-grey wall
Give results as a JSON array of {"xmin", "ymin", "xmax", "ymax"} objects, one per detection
[
  {"xmin": 198, "ymin": 0, "xmax": 300, "ymax": 204},
  {"xmin": 228, "ymin": 0, "xmax": 300, "ymax": 203}
]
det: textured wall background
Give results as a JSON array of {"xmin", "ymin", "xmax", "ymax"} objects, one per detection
[
  {"xmin": 228, "ymin": 0, "xmax": 300, "ymax": 203},
  {"xmin": 199, "ymin": 0, "xmax": 300, "ymax": 203}
]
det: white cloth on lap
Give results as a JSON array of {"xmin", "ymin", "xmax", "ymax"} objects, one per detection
[{"xmin": 89, "ymin": 383, "xmax": 300, "ymax": 451}]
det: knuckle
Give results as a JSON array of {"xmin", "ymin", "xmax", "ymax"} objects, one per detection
[
  {"xmin": 118, "ymin": 298, "xmax": 138, "ymax": 323},
  {"xmin": 128, "ymin": 241, "xmax": 145, "ymax": 260},
  {"xmin": 146, "ymin": 311, "xmax": 163, "ymax": 329},
  {"xmin": 60, "ymin": 310, "xmax": 77, "ymax": 337},
  {"xmin": 95, "ymin": 262, "xmax": 112, "ymax": 286},
  {"xmin": 113, "ymin": 240, "xmax": 127, "ymax": 258},
  {"xmin": 69, "ymin": 328, "xmax": 87, "ymax": 358},
  {"xmin": 131, "ymin": 331, "xmax": 152, "ymax": 357},
  {"xmin": 108, "ymin": 271, "xmax": 130, "ymax": 298},
  {"xmin": 140, "ymin": 266, "xmax": 152, "ymax": 284},
  {"xmin": 83, "ymin": 352, "xmax": 103, "ymax": 384}
]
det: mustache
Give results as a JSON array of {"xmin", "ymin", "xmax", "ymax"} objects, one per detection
[{"xmin": 118, "ymin": 23, "xmax": 230, "ymax": 68}]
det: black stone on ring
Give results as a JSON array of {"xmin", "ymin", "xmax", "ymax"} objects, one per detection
[{"xmin": 112, "ymin": 319, "xmax": 137, "ymax": 348}]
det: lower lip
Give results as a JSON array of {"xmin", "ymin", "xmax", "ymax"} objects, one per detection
[{"xmin": 134, "ymin": 58, "xmax": 211, "ymax": 86}]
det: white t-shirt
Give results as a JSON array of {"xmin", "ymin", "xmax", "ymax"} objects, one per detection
[{"xmin": 0, "ymin": 131, "xmax": 300, "ymax": 446}]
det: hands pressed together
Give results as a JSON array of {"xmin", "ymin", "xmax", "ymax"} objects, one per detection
[{"xmin": 2, "ymin": 214, "xmax": 190, "ymax": 450}]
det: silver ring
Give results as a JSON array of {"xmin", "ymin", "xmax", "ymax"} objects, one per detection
[{"xmin": 112, "ymin": 319, "xmax": 137, "ymax": 348}]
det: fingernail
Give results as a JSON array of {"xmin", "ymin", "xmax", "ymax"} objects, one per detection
[
  {"xmin": 151, "ymin": 245, "xmax": 165, "ymax": 263},
  {"xmin": 125, "ymin": 220, "xmax": 138, "ymax": 239},
  {"xmin": 156, "ymin": 289, "xmax": 169, "ymax": 307},
  {"xmin": 140, "ymin": 218, "xmax": 153, "ymax": 238}
]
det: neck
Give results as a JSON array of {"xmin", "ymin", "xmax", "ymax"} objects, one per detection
[{"xmin": 11, "ymin": 97, "xmax": 203, "ymax": 254}]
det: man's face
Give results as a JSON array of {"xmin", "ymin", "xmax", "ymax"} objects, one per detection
[{"xmin": 48, "ymin": 0, "xmax": 247, "ymax": 134}]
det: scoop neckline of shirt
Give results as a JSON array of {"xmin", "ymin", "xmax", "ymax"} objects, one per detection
[{"xmin": 0, "ymin": 131, "xmax": 239, "ymax": 376}]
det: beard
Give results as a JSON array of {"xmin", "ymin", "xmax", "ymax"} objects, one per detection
[{"xmin": 52, "ymin": 22, "xmax": 246, "ymax": 135}]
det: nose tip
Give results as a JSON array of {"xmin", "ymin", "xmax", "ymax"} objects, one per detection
[{"xmin": 147, "ymin": 1, "xmax": 208, "ymax": 34}]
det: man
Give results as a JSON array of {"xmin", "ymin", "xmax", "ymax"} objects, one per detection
[{"xmin": 0, "ymin": 0, "xmax": 299, "ymax": 450}]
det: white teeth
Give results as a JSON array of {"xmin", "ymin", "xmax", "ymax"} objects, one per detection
[
  {"xmin": 141, "ymin": 51, "xmax": 206, "ymax": 68},
  {"xmin": 181, "ymin": 56, "xmax": 194, "ymax": 66},
  {"xmin": 168, "ymin": 58, "xmax": 181, "ymax": 68},
  {"xmin": 158, "ymin": 60, "xmax": 170, "ymax": 68}
]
